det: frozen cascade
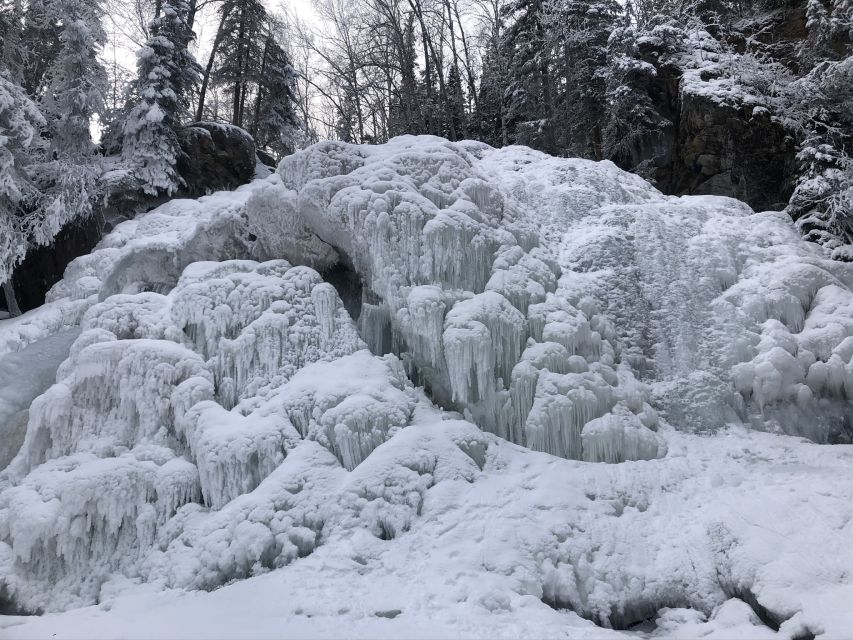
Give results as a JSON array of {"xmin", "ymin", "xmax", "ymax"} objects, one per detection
[
  {"xmin": 0, "ymin": 252, "xmax": 413, "ymax": 611},
  {"xmin": 255, "ymin": 351, "xmax": 417, "ymax": 472},
  {"xmin": 168, "ymin": 260, "xmax": 363, "ymax": 407},
  {"xmin": 0, "ymin": 137, "xmax": 852, "ymax": 627},
  {"xmin": 6, "ymin": 337, "xmax": 214, "ymax": 478},
  {"xmin": 257, "ymin": 138, "xmax": 665, "ymax": 456},
  {"xmin": 178, "ymin": 402, "xmax": 299, "ymax": 508}
]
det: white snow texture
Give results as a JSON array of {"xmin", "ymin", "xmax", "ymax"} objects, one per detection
[{"xmin": 1, "ymin": 136, "xmax": 852, "ymax": 638}]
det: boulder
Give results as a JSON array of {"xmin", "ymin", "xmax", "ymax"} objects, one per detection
[{"xmin": 178, "ymin": 122, "xmax": 257, "ymax": 196}]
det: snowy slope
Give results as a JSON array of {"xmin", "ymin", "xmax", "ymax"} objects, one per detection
[{"xmin": 1, "ymin": 136, "xmax": 852, "ymax": 638}]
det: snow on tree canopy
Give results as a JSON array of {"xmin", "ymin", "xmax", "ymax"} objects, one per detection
[{"xmin": 1, "ymin": 136, "xmax": 853, "ymax": 636}]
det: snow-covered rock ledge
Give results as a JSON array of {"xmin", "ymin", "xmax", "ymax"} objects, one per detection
[{"xmin": 1, "ymin": 136, "xmax": 852, "ymax": 637}]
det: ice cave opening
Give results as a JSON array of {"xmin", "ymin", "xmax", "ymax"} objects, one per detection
[{"xmin": 319, "ymin": 261, "xmax": 364, "ymax": 327}]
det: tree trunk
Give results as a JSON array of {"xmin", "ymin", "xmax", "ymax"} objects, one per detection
[
  {"xmin": 238, "ymin": 79, "xmax": 249, "ymax": 127},
  {"xmin": 233, "ymin": 4, "xmax": 247, "ymax": 126},
  {"xmin": 196, "ymin": 7, "xmax": 231, "ymax": 122},
  {"xmin": 250, "ymin": 35, "xmax": 270, "ymax": 139},
  {"xmin": 408, "ymin": 0, "xmax": 435, "ymax": 134},
  {"xmin": 444, "ymin": 0, "xmax": 463, "ymax": 139},
  {"xmin": 451, "ymin": 0, "xmax": 478, "ymax": 114},
  {"xmin": 2, "ymin": 281, "xmax": 22, "ymax": 318},
  {"xmin": 187, "ymin": 0, "xmax": 197, "ymax": 29}
]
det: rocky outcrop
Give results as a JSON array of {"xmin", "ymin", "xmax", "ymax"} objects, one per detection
[
  {"xmin": 670, "ymin": 93, "xmax": 796, "ymax": 211},
  {"xmin": 614, "ymin": 20, "xmax": 799, "ymax": 212},
  {"xmin": 9, "ymin": 214, "xmax": 103, "ymax": 312},
  {"xmin": 177, "ymin": 122, "xmax": 257, "ymax": 196},
  {"xmin": 4, "ymin": 123, "xmax": 260, "ymax": 314}
]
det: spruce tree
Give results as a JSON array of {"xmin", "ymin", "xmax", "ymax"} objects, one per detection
[
  {"xmin": 502, "ymin": 0, "xmax": 554, "ymax": 152},
  {"xmin": 19, "ymin": 0, "xmax": 62, "ymax": 97},
  {"xmin": 0, "ymin": 0, "xmax": 25, "ymax": 83},
  {"xmin": 214, "ymin": 0, "xmax": 268, "ymax": 129},
  {"xmin": 122, "ymin": 0, "xmax": 201, "ymax": 195},
  {"xmin": 251, "ymin": 33, "xmax": 301, "ymax": 159},
  {"xmin": 602, "ymin": 17, "xmax": 673, "ymax": 178},
  {"xmin": 789, "ymin": 144, "xmax": 853, "ymax": 255},
  {"xmin": 474, "ymin": 33, "xmax": 509, "ymax": 147},
  {"xmin": 543, "ymin": 0, "xmax": 621, "ymax": 158},
  {"xmin": 445, "ymin": 65, "xmax": 465, "ymax": 141},
  {"xmin": 0, "ymin": 71, "xmax": 45, "ymax": 286},
  {"xmin": 35, "ymin": 0, "xmax": 107, "ymax": 236}
]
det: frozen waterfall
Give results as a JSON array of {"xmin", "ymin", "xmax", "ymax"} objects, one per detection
[{"xmin": 1, "ymin": 136, "xmax": 852, "ymax": 635}]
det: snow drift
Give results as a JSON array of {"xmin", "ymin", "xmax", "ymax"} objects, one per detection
[{"xmin": 1, "ymin": 136, "xmax": 852, "ymax": 637}]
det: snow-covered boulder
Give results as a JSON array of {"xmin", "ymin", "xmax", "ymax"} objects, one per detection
[{"xmin": 177, "ymin": 122, "xmax": 257, "ymax": 197}]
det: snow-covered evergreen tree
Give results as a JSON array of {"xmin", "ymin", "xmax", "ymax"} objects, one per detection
[
  {"xmin": 0, "ymin": 71, "xmax": 45, "ymax": 286},
  {"xmin": 543, "ymin": 0, "xmax": 621, "ymax": 158},
  {"xmin": 445, "ymin": 65, "xmax": 466, "ymax": 141},
  {"xmin": 122, "ymin": 0, "xmax": 201, "ymax": 195},
  {"xmin": 789, "ymin": 144, "xmax": 853, "ymax": 259},
  {"xmin": 502, "ymin": 0, "xmax": 555, "ymax": 152},
  {"xmin": 251, "ymin": 33, "xmax": 301, "ymax": 159},
  {"xmin": 603, "ymin": 20, "xmax": 673, "ymax": 180},
  {"xmin": 0, "ymin": 0, "xmax": 26, "ymax": 83},
  {"xmin": 474, "ymin": 44, "xmax": 509, "ymax": 147},
  {"xmin": 214, "ymin": 0, "xmax": 268, "ymax": 129},
  {"xmin": 805, "ymin": 0, "xmax": 853, "ymax": 61},
  {"xmin": 19, "ymin": 0, "xmax": 62, "ymax": 96},
  {"xmin": 33, "ymin": 0, "xmax": 107, "ymax": 238}
]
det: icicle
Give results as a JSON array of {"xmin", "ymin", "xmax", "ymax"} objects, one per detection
[{"xmin": 581, "ymin": 409, "xmax": 662, "ymax": 464}]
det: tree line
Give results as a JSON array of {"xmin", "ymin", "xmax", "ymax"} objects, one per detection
[
  {"xmin": 295, "ymin": 0, "xmax": 852, "ymax": 253},
  {"xmin": 2, "ymin": 0, "xmax": 852, "ymax": 312}
]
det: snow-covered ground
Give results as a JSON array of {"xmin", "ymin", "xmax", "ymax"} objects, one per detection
[{"xmin": 1, "ymin": 137, "xmax": 851, "ymax": 638}]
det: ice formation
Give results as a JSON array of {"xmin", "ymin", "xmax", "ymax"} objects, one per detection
[
  {"xmin": 1, "ymin": 136, "xmax": 852, "ymax": 636},
  {"xmin": 0, "ymin": 253, "xmax": 407, "ymax": 610},
  {"xmin": 246, "ymin": 138, "xmax": 670, "ymax": 462}
]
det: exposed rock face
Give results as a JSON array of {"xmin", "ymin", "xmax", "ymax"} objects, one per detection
[
  {"xmin": 10, "ymin": 214, "xmax": 102, "ymax": 312},
  {"xmin": 178, "ymin": 122, "xmax": 257, "ymax": 196},
  {"xmin": 614, "ymin": 51, "xmax": 796, "ymax": 212},
  {"xmin": 609, "ymin": 2, "xmax": 817, "ymax": 212},
  {"xmin": 671, "ymin": 93, "xmax": 796, "ymax": 211}
]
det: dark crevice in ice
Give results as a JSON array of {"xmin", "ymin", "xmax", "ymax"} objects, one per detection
[{"xmin": 320, "ymin": 261, "xmax": 364, "ymax": 324}]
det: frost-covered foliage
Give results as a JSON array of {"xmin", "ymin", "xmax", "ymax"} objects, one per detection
[
  {"xmin": 30, "ymin": 0, "xmax": 106, "ymax": 238},
  {"xmin": 0, "ymin": 71, "xmax": 44, "ymax": 284},
  {"xmin": 783, "ymin": 56, "xmax": 853, "ymax": 257},
  {"xmin": 0, "ymin": 0, "xmax": 107, "ymax": 297},
  {"xmin": 1, "ymin": 138, "xmax": 853, "ymax": 635},
  {"xmin": 122, "ymin": 0, "xmax": 201, "ymax": 195},
  {"xmin": 805, "ymin": 0, "xmax": 853, "ymax": 60},
  {"xmin": 789, "ymin": 144, "xmax": 853, "ymax": 258}
]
